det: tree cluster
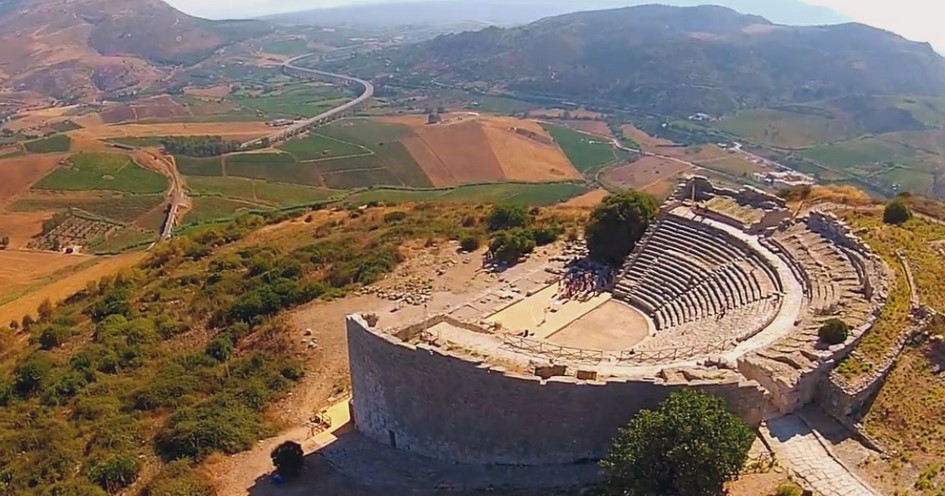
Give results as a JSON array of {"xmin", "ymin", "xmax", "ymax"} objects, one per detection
[
  {"xmin": 486, "ymin": 205, "xmax": 564, "ymax": 264},
  {"xmin": 161, "ymin": 136, "xmax": 243, "ymax": 157},
  {"xmin": 586, "ymin": 192, "xmax": 659, "ymax": 266}
]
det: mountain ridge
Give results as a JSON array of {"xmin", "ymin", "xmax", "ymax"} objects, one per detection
[
  {"xmin": 0, "ymin": 0, "xmax": 271, "ymax": 102},
  {"xmin": 326, "ymin": 5, "xmax": 945, "ymax": 117},
  {"xmin": 262, "ymin": 0, "xmax": 851, "ymax": 28}
]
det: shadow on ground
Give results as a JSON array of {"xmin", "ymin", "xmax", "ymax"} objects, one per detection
[{"xmin": 248, "ymin": 421, "xmax": 597, "ymax": 496}]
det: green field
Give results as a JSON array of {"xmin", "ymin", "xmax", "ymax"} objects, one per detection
[
  {"xmin": 49, "ymin": 120, "xmax": 82, "ymax": 132},
  {"xmin": 176, "ymin": 156, "xmax": 223, "ymax": 176},
  {"xmin": 319, "ymin": 119, "xmax": 414, "ymax": 143},
  {"xmin": 9, "ymin": 194, "xmax": 165, "ymax": 223},
  {"xmin": 223, "ymin": 152, "xmax": 324, "ymax": 185},
  {"xmin": 34, "ymin": 153, "xmax": 168, "ymax": 194},
  {"xmin": 542, "ymin": 123, "xmax": 625, "ymax": 174},
  {"xmin": 89, "ymin": 226, "xmax": 157, "ymax": 253},
  {"xmin": 217, "ymin": 120, "xmax": 431, "ymax": 190},
  {"xmin": 186, "ymin": 176, "xmax": 339, "ymax": 206},
  {"xmin": 344, "ymin": 182, "xmax": 588, "ymax": 206},
  {"xmin": 24, "ymin": 134, "xmax": 71, "ymax": 153},
  {"xmin": 279, "ymin": 132, "xmax": 371, "ymax": 161},
  {"xmin": 184, "ymin": 196, "xmax": 267, "ymax": 224},
  {"xmin": 801, "ymin": 139, "xmax": 905, "ymax": 170},
  {"xmin": 230, "ymin": 84, "xmax": 354, "ymax": 119}
]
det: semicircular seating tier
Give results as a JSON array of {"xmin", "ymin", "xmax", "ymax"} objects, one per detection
[{"xmin": 614, "ymin": 210, "xmax": 783, "ymax": 335}]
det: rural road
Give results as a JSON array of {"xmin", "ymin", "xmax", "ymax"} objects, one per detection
[{"xmin": 159, "ymin": 52, "xmax": 374, "ymax": 241}]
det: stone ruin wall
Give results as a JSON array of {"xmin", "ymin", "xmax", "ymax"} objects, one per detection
[
  {"xmin": 675, "ymin": 176, "xmax": 786, "ymax": 210},
  {"xmin": 347, "ymin": 315, "xmax": 773, "ymax": 466}
]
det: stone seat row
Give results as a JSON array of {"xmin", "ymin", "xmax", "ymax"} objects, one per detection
[{"xmin": 615, "ymin": 214, "xmax": 781, "ymax": 330}]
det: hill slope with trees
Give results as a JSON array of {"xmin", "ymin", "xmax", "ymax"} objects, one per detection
[{"xmin": 330, "ymin": 5, "xmax": 945, "ymax": 117}]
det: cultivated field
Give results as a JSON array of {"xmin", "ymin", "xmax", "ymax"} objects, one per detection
[
  {"xmin": 0, "ymin": 251, "xmax": 146, "ymax": 325},
  {"xmin": 0, "ymin": 251, "xmax": 94, "ymax": 304},
  {"xmin": 69, "ymin": 122, "xmax": 273, "ymax": 141},
  {"xmin": 100, "ymin": 95, "xmax": 191, "ymax": 124},
  {"xmin": 343, "ymin": 182, "xmax": 588, "ymax": 206},
  {"xmin": 0, "ymin": 153, "xmax": 66, "ymax": 205},
  {"xmin": 10, "ymin": 192, "xmax": 166, "ymax": 224},
  {"xmin": 716, "ymin": 107, "xmax": 857, "ymax": 149},
  {"xmin": 279, "ymin": 132, "xmax": 371, "ymax": 161},
  {"xmin": 23, "ymin": 134, "xmax": 71, "ymax": 153},
  {"xmin": 186, "ymin": 176, "xmax": 338, "ymax": 207},
  {"xmin": 34, "ymin": 152, "xmax": 167, "ymax": 194},
  {"xmin": 543, "ymin": 122, "xmax": 628, "ymax": 175},
  {"xmin": 602, "ymin": 156, "xmax": 693, "ymax": 198}
]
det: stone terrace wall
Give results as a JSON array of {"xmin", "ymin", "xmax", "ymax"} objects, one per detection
[
  {"xmin": 347, "ymin": 315, "xmax": 772, "ymax": 466},
  {"xmin": 806, "ymin": 212, "xmax": 872, "ymax": 255},
  {"xmin": 675, "ymin": 176, "xmax": 786, "ymax": 209}
]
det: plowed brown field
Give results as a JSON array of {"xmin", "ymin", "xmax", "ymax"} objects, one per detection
[
  {"xmin": 0, "ymin": 153, "xmax": 66, "ymax": 205},
  {"xmin": 414, "ymin": 120, "xmax": 506, "ymax": 184},
  {"xmin": 377, "ymin": 114, "xmax": 580, "ymax": 186},
  {"xmin": 602, "ymin": 156, "xmax": 693, "ymax": 198},
  {"xmin": 0, "ymin": 211, "xmax": 49, "ymax": 248}
]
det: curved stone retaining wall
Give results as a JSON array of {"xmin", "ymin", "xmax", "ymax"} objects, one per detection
[{"xmin": 347, "ymin": 315, "xmax": 772, "ymax": 466}]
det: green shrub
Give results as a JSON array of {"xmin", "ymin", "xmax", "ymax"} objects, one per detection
[
  {"xmin": 155, "ymin": 401, "xmax": 263, "ymax": 461},
  {"xmin": 143, "ymin": 460, "xmax": 214, "ymax": 496},
  {"xmin": 489, "ymin": 228, "xmax": 536, "ymax": 264},
  {"xmin": 460, "ymin": 236, "xmax": 481, "ymax": 252},
  {"xmin": 775, "ymin": 483, "xmax": 803, "ymax": 496},
  {"xmin": 271, "ymin": 441, "xmax": 305, "ymax": 479},
  {"xmin": 14, "ymin": 353, "xmax": 54, "ymax": 396},
  {"xmin": 819, "ymin": 318, "xmax": 850, "ymax": 345},
  {"xmin": 883, "ymin": 199, "xmax": 912, "ymax": 225},
  {"xmin": 487, "ymin": 205, "xmax": 529, "ymax": 231},
  {"xmin": 88, "ymin": 454, "xmax": 140, "ymax": 492},
  {"xmin": 206, "ymin": 334, "xmax": 234, "ymax": 362},
  {"xmin": 383, "ymin": 211, "xmax": 407, "ymax": 223}
]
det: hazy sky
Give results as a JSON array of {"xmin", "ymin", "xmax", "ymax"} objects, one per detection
[{"xmin": 167, "ymin": 0, "xmax": 942, "ymax": 51}]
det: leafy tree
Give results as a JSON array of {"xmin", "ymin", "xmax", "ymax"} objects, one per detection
[
  {"xmin": 883, "ymin": 199, "xmax": 912, "ymax": 225},
  {"xmin": 40, "ymin": 481, "xmax": 109, "ymax": 496},
  {"xmin": 271, "ymin": 441, "xmax": 305, "ymax": 479},
  {"xmin": 22, "ymin": 313, "xmax": 35, "ymax": 330},
  {"xmin": 487, "ymin": 205, "xmax": 529, "ymax": 231},
  {"xmin": 586, "ymin": 192, "xmax": 659, "ymax": 265},
  {"xmin": 600, "ymin": 389, "xmax": 754, "ymax": 496},
  {"xmin": 818, "ymin": 318, "xmax": 850, "ymax": 345}
]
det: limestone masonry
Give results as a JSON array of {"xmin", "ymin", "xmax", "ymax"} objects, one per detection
[{"xmin": 345, "ymin": 176, "xmax": 891, "ymax": 474}]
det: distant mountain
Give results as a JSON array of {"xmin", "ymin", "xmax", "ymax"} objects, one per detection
[
  {"xmin": 326, "ymin": 5, "xmax": 945, "ymax": 117},
  {"xmin": 0, "ymin": 0, "xmax": 271, "ymax": 102},
  {"xmin": 264, "ymin": 0, "xmax": 851, "ymax": 28}
]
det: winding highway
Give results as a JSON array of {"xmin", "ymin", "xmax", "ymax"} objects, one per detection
[
  {"xmin": 157, "ymin": 53, "xmax": 374, "ymax": 241},
  {"xmin": 242, "ymin": 52, "xmax": 375, "ymax": 149}
]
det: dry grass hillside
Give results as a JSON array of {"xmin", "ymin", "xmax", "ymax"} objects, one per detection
[{"xmin": 0, "ymin": 0, "xmax": 270, "ymax": 102}]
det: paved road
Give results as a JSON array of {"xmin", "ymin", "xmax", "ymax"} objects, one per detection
[
  {"xmin": 243, "ymin": 53, "xmax": 374, "ymax": 149},
  {"xmin": 762, "ymin": 415, "xmax": 880, "ymax": 496}
]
